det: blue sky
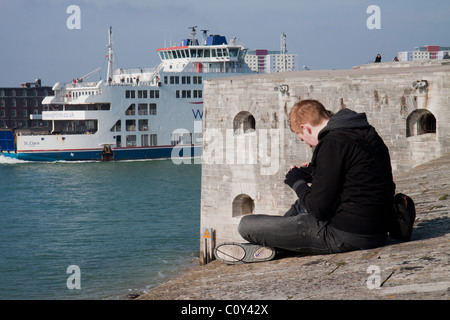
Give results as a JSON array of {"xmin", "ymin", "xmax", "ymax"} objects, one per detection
[{"xmin": 0, "ymin": 0, "xmax": 449, "ymax": 87}]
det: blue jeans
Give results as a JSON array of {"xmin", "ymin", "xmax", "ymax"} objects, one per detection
[{"xmin": 238, "ymin": 201, "xmax": 386, "ymax": 255}]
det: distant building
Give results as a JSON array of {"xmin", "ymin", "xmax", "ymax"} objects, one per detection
[
  {"xmin": 398, "ymin": 45, "xmax": 450, "ymax": 62},
  {"xmin": 0, "ymin": 79, "xmax": 53, "ymax": 130},
  {"xmin": 245, "ymin": 49, "xmax": 298, "ymax": 73}
]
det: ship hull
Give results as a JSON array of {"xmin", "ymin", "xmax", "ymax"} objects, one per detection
[{"xmin": 1, "ymin": 145, "xmax": 200, "ymax": 162}]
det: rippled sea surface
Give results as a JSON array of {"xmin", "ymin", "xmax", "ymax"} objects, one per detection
[{"xmin": 0, "ymin": 156, "xmax": 201, "ymax": 299}]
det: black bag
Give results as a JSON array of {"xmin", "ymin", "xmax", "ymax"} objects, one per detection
[{"xmin": 389, "ymin": 193, "xmax": 416, "ymax": 241}]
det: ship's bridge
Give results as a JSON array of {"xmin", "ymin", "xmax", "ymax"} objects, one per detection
[{"xmin": 156, "ymin": 34, "xmax": 250, "ymax": 73}]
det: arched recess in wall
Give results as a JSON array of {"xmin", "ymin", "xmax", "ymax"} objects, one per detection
[
  {"xmin": 232, "ymin": 194, "xmax": 254, "ymax": 217},
  {"xmin": 233, "ymin": 111, "xmax": 256, "ymax": 135},
  {"xmin": 406, "ymin": 109, "xmax": 437, "ymax": 137}
]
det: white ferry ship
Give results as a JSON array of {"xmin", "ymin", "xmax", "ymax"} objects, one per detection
[{"xmin": 0, "ymin": 27, "xmax": 253, "ymax": 161}]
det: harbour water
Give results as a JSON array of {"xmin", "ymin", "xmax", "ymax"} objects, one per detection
[{"xmin": 0, "ymin": 156, "xmax": 201, "ymax": 300}]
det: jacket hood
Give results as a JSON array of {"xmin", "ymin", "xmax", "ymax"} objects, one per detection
[{"xmin": 318, "ymin": 108, "xmax": 370, "ymax": 140}]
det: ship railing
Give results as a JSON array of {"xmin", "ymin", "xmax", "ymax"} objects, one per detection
[
  {"xmin": 54, "ymin": 87, "xmax": 102, "ymax": 103},
  {"xmin": 112, "ymin": 64, "xmax": 163, "ymax": 87},
  {"xmin": 180, "ymin": 65, "xmax": 253, "ymax": 74},
  {"xmin": 63, "ymin": 81, "xmax": 100, "ymax": 89},
  {"xmin": 114, "ymin": 67, "xmax": 158, "ymax": 75}
]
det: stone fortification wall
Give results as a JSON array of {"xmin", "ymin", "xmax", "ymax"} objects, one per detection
[{"xmin": 200, "ymin": 61, "xmax": 450, "ymax": 254}]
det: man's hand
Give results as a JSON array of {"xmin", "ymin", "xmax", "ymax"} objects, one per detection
[{"xmin": 284, "ymin": 167, "xmax": 310, "ymax": 189}]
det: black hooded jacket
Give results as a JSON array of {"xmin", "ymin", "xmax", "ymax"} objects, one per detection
[{"xmin": 297, "ymin": 108, "xmax": 395, "ymax": 236}]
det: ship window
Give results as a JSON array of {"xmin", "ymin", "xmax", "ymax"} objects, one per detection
[
  {"xmin": 190, "ymin": 49, "xmax": 197, "ymax": 58},
  {"xmin": 150, "ymin": 134, "xmax": 157, "ymax": 146},
  {"xmin": 138, "ymin": 103, "xmax": 148, "ymax": 115},
  {"xmin": 217, "ymin": 48, "xmax": 223, "ymax": 57},
  {"xmin": 171, "ymin": 133, "xmax": 181, "ymax": 145},
  {"xmin": 211, "ymin": 49, "xmax": 216, "ymax": 57},
  {"xmin": 53, "ymin": 120, "xmax": 97, "ymax": 134},
  {"xmin": 232, "ymin": 194, "xmax": 254, "ymax": 217},
  {"xmin": 139, "ymin": 119, "xmax": 149, "ymax": 131},
  {"xmin": 182, "ymin": 76, "xmax": 191, "ymax": 85},
  {"xmin": 197, "ymin": 49, "xmax": 204, "ymax": 57},
  {"xmin": 110, "ymin": 120, "xmax": 121, "ymax": 132},
  {"xmin": 204, "ymin": 49, "xmax": 210, "ymax": 58},
  {"xmin": 126, "ymin": 135, "xmax": 136, "ymax": 147},
  {"xmin": 229, "ymin": 48, "xmax": 239, "ymax": 57},
  {"xmin": 125, "ymin": 90, "xmax": 135, "ymax": 98},
  {"xmin": 193, "ymin": 76, "xmax": 202, "ymax": 84},
  {"xmin": 182, "ymin": 90, "xmax": 191, "ymax": 98},
  {"xmin": 150, "ymin": 90, "xmax": 159, "ymax": 98},
  {"xmin": 149, "ymin": 104, "xmax": 157, "ymax": 115},
  {"xmin": 180, "ymin": 50, "xmax": 186, "ymax": 58},
  {"xmin": 239, "ymin": 49, "xmax": 247, "ymax": 60},
  {"xmin": 126, "ymin": 104, "xmax": 135, "ymax": 115},
  {"xmin": 159, "ymin": 52, "xmax": 165, "ymax": 60},
  {"xmin": 138, "ymin": 90, "xmax": 147, "ymax": 98},
  {"xmin": 116, "ymin": 135, "xmax": 122, "ymax": 147},
  {"xmin": 193, "ymin": 90, "xmax": 202, "ymax": 98},
  {"xmin": 176, "ymin": 90, "xmax": 180, "ymax": 98},
  {"xmin": 126, "ymin": 119, "xmax": 136, "ymax": 131},
  {"xmin": 141, "ymin": 134, "xmax": 149, "ymax": 146}
]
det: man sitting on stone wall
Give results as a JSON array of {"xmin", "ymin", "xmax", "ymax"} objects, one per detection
[{"xmin": 214, "ymin": 99, "xmax": 396, "ymax": 264}]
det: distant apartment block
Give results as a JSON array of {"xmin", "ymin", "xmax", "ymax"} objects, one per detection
[
  {"xmin": 398, "ymin": 45, "xmax": 450, "ymax": 62},
  {"xmin": 0, "ymin": 79, "xmax": 53, "ymax": 130},
  {"xmin": 245, "ymin": 49, "xmax": 298, "ymax": 73}
]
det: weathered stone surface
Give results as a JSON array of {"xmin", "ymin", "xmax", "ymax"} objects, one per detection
[
  {"xmin": 138, "ymin": 154, "xmax": 449, "ymax": 300},
  {"xmin": 200, "ymin": 60, "xmax": 450, "ymax": 251}
]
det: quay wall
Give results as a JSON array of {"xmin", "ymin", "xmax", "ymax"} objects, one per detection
[{"xmin": 199, "ymin": 60, "xmax": 450, "ymax": 258}]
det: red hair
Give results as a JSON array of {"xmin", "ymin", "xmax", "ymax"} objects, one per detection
[{"xmin": 289, "ymin": 100, "xmax": 330, "ymax": 134}]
